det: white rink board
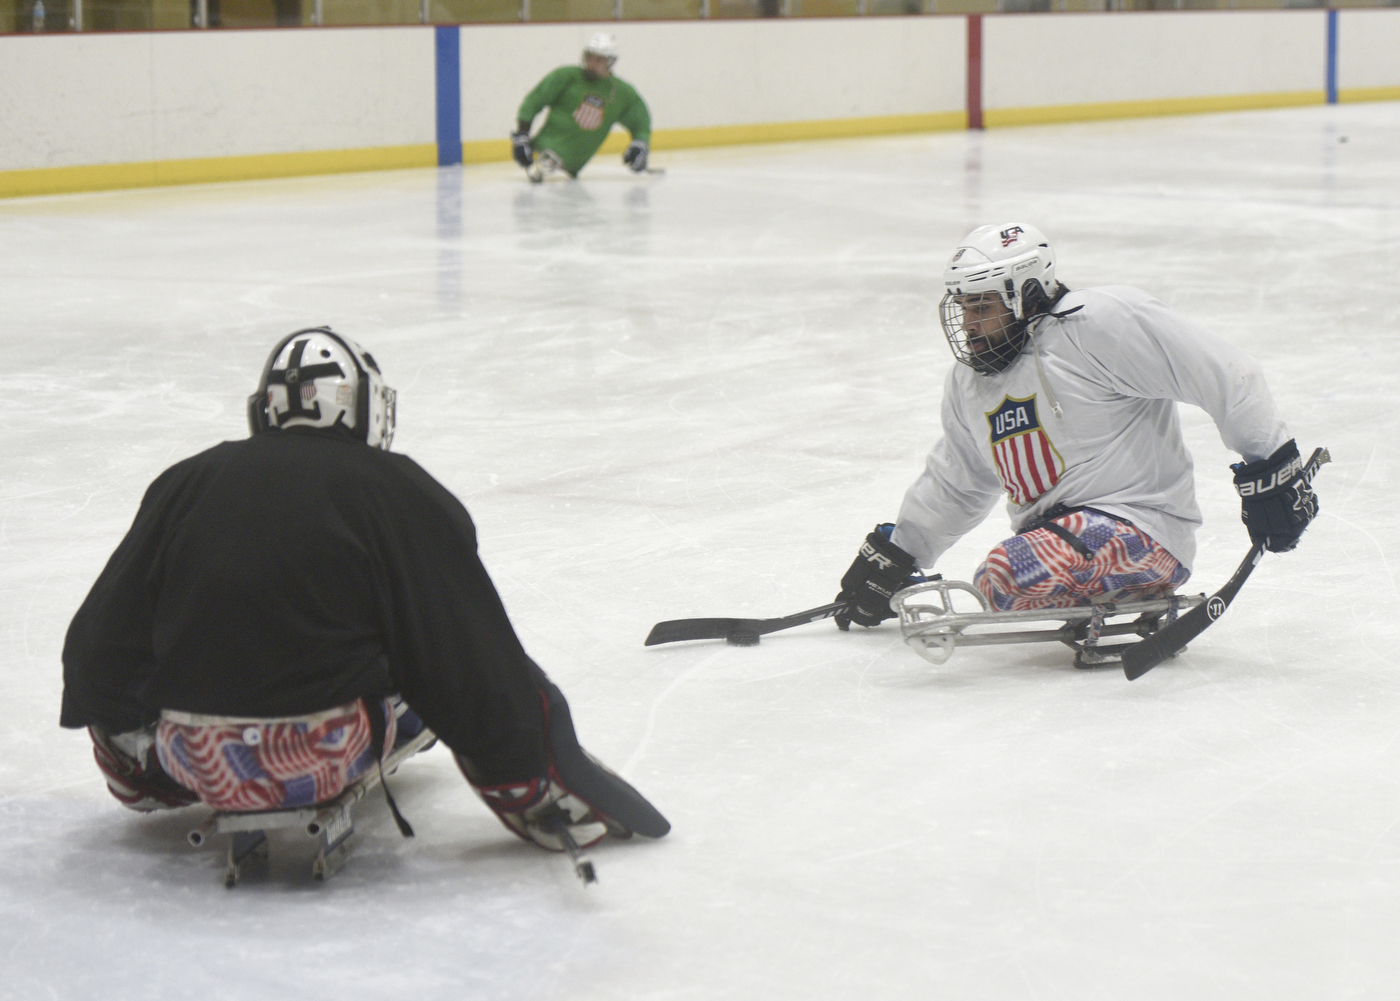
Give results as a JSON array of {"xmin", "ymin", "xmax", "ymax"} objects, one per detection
[
  {"xmin": 459, "ymin": 17, "xmax": 967, "ymax": 142},
  {"xmin": 983, "ymin": 10, "xmax": 1327, "ymax": 111},
  {"xmin": 147, "ymin": 27, "xmax": 436, "ymax": 161},
  {"xmin": 0, "ymin": 35, "xmax": 157, "ymax": 171},
  {"xmin": 1338, "ymin": 9, "xmax": 1400, "ymax": 91},
  {"xmin": 0, "ymin": 27, "xmax": 436, "ymax": 171}
]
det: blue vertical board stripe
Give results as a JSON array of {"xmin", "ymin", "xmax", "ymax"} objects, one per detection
[
  {"xmin": 435, "ymin": 26, "xmax": 462, "ymax": 166},
  {"xmin": 1326, "ymin": 8, "xmax": 1338, "ymax": 105}
]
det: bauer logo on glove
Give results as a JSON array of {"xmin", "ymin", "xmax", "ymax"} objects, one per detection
[
  {"xmin": 1234, "ymin": 451, "xmax": 1306, "ymax": 497},
  {"xmin": 1231, "ymin": 439, "xmax": 1318, "ymax": 553}
]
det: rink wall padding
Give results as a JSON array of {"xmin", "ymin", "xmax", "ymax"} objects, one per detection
[
  {"xmin": 980, "ymin": 10, "xmax": 1331, "ymax": 127},
  {"xmin": 0, "ymin": 27, "xmax": 438, "ymax": 197},
  {"xmin": 1335, "ymin": 9, "xmax": 1400, "ymax": 102},
  {"xmin": 1, "ymin": 9, "xmax": 1398, "ymax": 199}
]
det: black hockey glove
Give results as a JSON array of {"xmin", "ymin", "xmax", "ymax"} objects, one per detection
[
  {"xmin": 510, "ymin": 128, "xmax": 533, "ymax": 170},
  {"xmin": 458, "ymin": 675, "xmax": 669, "ymax": 851},
  {"xmin": 835, "ymin": 523, "xmax": 919, "ymax": 630},
  {"xmin": 1232, "ymin": 438, "xmax": 1318, "ymax": 553},
  {"xmin": 622, "ymin": 140, "xmax": 648, "ymax": 172}
]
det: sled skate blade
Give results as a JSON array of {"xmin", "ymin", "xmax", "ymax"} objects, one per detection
[
  {"xmin": 313, "ymin": 830, "xmax": 355, "ymax": 881},
  {"xmin": 224, "ymin": 830, "xmax": 268, "ymax": 888},
  {"xmin": 527, "ymin": 150, "xmax": 563, "ymax": 184},
  {"xmin": 1073, "ymin": 644, "xmax": 1130, "ymax": 669}
]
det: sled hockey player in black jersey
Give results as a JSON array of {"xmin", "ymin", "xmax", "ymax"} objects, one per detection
[
  {"xmin": 61, "ymin": 327, "xmax": 668, "ymax": 879},
  {"xmin": 833, "ymin": 223, "xmax": 1321, "ymax": 671}
]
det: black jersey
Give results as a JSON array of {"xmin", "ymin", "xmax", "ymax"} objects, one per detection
[{"xmin": 61, "ymin": 427, "xmax": 549, "ymax": 783}]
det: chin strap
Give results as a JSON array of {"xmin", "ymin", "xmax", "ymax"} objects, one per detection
[
  {"xmin": 1025, "ymin": 303, "xmax": 1084, "ymax": 421},
  {"xmin": 1028, "ymin": 320, "xmax": 1063, "ymax": 420}
]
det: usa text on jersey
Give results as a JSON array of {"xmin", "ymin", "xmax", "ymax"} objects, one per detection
[{"xmin": 985, "ymin": 394, "xmax": 1065, "ymax": 505}]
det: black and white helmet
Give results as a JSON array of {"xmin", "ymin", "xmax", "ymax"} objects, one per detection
[
  {"xmin": 246, "ymin": 327, "xmax": 396, "ymax": 450},
  {"xmin": 939, "ymin": 223, "xmax": 1060, "ymax": 375}
]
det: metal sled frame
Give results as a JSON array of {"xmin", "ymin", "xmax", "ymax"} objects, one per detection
[
  {"xmin": 893, "ymin": 580, "xmax": 1205, "ymax": 667},
  {"xmin": 186, "ymin": 727, "xmax": 436, "ymax": 888},
  {"xmin": 527, "ymin": 149, "xmax": 565, "ymax": 184}
]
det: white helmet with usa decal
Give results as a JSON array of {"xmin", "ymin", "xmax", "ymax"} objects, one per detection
[
  {"xmin": 939, "ymin": 223, "xmax": 1061, "ymax": 375},
  {"xmin": 942, "ymin": 223, "xmax": 1058, "ymax": 319},
  {"xmin": 246, "ymin": 327, "xmax": 396, "ymax": 450}
]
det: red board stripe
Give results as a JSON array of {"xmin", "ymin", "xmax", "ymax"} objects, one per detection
[{"xmin": 967, "ymin": 15, "xmax": 983, "ymax": 131}]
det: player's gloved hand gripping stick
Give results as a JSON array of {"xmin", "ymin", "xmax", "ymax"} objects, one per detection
[
  {"xmin": 510, "ymin": 127, "xmax": 534, "ymax": 170},
  {"xmin": 622, "ymin": 140, "xmax": 648, "ymax": 172},
  {"xmin": 644, "ymin": 525, "xmax": 931, "ymax": 647},
  {"xmin": 833, "ymin": 524, "xmax": 922, "ymax": 630}
]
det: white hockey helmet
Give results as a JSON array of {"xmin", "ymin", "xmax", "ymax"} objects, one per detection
[
  {"xmin": 583, "ymin": 32, "xmax": 618, "ymax": 66},
  {"xmin": 939, "ymin": 223, "xmax": 1060, "ymax": 375},
  {"xmin": 246, "ymin": 327, "xmax": 396, "ymax": 450}
]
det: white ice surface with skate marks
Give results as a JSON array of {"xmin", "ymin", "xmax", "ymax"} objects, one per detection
[{"xmin": 2, "ymin": 103, "xmax": 1399, "ymax": 999}]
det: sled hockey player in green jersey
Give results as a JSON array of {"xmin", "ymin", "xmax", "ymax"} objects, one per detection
[{"xmin": 511, "ymin": 33, "xmax": 652, "ymax": 182}]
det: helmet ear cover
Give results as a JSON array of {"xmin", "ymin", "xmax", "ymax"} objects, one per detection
[
  {"xmin": 1019, "ymin": 277, "xmax": 1055, "ymax": 319},
  {"xmin": 246, "ymin": 327, "xmax": 394, "ymax": 449}
]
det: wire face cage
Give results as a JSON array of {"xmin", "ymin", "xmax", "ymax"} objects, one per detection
[{"xmin": 939, "ymin": 291, "xmax": 1027, "ymax": 376}]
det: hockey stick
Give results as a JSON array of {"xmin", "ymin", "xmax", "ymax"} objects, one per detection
[
  {"xmin": 1121, "ymin": 543, "xmax": 1264, "ymax": 681},
  {"xmin": 1122, "ymin": 446, "xmax": 1330, "ymax": 681},
  {"xmin": 644, "ymin": 601, "xmax": 848, "ymax": 647},
  {"xmin": 542, "ymin": 810, "xmax": 597, "ymax": 886}
]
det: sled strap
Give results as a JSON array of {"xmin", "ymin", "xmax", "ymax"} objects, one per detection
[{"xmin": 1022, "ymin": 505, "xmax": 1133, "ymax": 561}]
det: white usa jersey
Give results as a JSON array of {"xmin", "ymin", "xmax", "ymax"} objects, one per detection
[{"xmin": 891, "ymin": 286, "xmax": 1290, "ymax": 573}]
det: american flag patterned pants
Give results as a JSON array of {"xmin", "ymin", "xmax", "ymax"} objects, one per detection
[
  {"xmin": 974, "ymin": 509, "xmax": 1191, "ymax": 612},
  {"xmin": 154, "ymin": 699, "xmax": 396, "ymax": 812}
]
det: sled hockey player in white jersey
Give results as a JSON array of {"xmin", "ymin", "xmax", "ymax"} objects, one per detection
[{"xmin": 835, "ymin": 222, "xmax": 1320, "ymax": 639}]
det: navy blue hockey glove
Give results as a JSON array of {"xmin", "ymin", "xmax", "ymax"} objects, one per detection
[
  {"xmin": 1232, "ymin": 438, "xmax": 1318, "ymax": 553},
  {"xmin": 510, "ymin": 129, "xmax": 534, "ymax": 170},
  {"xmin": 622, "ymin": 140, "xmax": 648, "ymax": 172},
  {"xmin": 835, "ymin": 524, "xmax": 919, "ymax": 630}
]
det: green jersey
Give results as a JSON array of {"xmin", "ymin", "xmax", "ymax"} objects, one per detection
[{"xmin": 518, "ymin": 66, "xmax": 651, "ymax": 177}]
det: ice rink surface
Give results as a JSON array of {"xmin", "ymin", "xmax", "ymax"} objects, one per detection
[{"xmin": 2, "ymin": 102, "xmax": 1398, "ymax": 999}]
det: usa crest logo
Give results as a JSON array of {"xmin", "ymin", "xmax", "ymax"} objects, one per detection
[
  {"xmin": 999, "ymin": 226, "xmax": 1024, "ymax": 247},
  {"xmin": 573, "ymin": 95, "xmax": 605, "ymax": 131},
  {"xmin": 985, "ymin": 395, "xmax": 1064, "ymax": 505}
]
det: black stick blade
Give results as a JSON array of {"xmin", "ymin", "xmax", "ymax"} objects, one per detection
[
  {"xmin": 644, "ymin": 602, "xmax": 848, "ymax": 647},
  {"xmin": 645, "ymin": 618, "xmax": 750, "ymax": 646},
  {"xmin": 1123, "ymin": 544, "xmax": 1263, "ymax": 680},
  {"xmin": 1122, "ymin": 602, "xmax": 1210, "ymax": 680}
]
